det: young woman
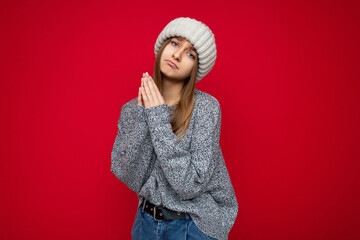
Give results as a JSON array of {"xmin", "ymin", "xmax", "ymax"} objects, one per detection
[{"xmin": 111, "ymin": 17, "xmax": 238, "ymax": 240}]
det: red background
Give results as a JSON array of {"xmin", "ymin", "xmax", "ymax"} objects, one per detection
[{"xmin": 1, "ymin": 0, "xmax": 359, "ymax": 239}]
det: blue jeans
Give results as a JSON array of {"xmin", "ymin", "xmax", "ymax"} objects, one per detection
[{"xmin": 131, "ymin": 204, "xmax": 217, "ymax": 240}]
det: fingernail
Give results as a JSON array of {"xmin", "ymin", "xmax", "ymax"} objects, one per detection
[
  {"xmin": 144, "ymin": 78, "xmax": 147, "ymax": 82},
  {"xmin": 146, "ymin": 72, "xmax": 149, "ymax": 76}
]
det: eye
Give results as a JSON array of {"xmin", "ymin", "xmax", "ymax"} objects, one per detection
[{"xmin": 171, "ymin": 41, "xmax": 196, "ymax": 59}]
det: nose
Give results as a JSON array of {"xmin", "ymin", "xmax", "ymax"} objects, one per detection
[{"xmin": 172, "ymin": 48, "xmax": 182, "ymax": 61}]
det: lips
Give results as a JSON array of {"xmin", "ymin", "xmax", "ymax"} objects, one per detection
[{"xmin": 166, "ymin": 60, "xmax": 178, "ymax": 69}]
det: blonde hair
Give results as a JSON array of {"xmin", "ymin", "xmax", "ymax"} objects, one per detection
[{"xmin": 152, "ymin": 37, "xmax": 199, "ymax": 142}]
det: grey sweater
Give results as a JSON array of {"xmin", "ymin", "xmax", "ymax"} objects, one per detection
[{"xmin": 111, "ymin": 88, "xmax": 238, "ymax": 240}]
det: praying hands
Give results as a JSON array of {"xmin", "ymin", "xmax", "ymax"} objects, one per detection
[{"xmin": 137, "ymin": 72, "xmax": 166, "ymax": 109}]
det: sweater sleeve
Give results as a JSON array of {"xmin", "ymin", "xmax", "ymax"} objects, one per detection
[
  {"xmin": 111, "ymin": 101, "xmax": 155, "ymax": 193},
  {"xmin": 144, "ymin": 99, "xmax": 221, "ymax": 200}
]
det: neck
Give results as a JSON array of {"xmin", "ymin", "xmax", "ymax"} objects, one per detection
[{"xmin": 161, "ymin": 76, "xmax": 184, "ymax": 106}]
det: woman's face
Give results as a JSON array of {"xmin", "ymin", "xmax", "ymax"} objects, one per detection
[{"xmin": 160, "ymin": 37, "xmax": 198, "ymax": 81}]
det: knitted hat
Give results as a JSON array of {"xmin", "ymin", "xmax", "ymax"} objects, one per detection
[{"xmin": 154, "ymin": 17, "xmax": 217, "ymax": 83}]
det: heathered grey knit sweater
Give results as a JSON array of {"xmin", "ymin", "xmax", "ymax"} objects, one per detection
[{"xmin": 111, "ymin": 88, "xmax": 238, "ymax": 240}]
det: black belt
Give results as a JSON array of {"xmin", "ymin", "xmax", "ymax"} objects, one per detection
[{"xmin": 140, "ymin": 199, "xmax": 189, "ymax": 221}]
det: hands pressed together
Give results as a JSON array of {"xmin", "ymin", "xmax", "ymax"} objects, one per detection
[{"xmin": 137, "ymin": 72, "xmax": 166, "ymax": 109}]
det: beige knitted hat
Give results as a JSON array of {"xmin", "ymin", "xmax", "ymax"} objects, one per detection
[{"xmin": 154, "ymin": 17, "xmax": 217, "ymax": 83}]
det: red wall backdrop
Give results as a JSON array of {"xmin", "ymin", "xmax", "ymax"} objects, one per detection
[{"xmin": 1, "ymin": 0, "xmax": 359, "ymax": 239}]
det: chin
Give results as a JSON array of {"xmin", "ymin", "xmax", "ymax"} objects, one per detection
[{"xmin": 160, "ymin": 65, "xmax": 175, "ymax": 77}]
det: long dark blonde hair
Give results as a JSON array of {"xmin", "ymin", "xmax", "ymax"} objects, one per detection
[{"xmin": 152, "ymin": 37, "xmax": 199, "ymax": 142}]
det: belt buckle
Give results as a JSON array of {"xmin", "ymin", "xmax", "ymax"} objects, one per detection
[{"xmin": 153, "ymin": 206, "xmax": 164, "ymax": 221}]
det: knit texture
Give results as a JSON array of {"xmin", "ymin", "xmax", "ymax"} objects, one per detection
[
  {"xmin": 154, "ymin": 17, "xmax": 217, "ymax": 83},
  {"xmin": 111, "ymin": 88, "xmax": 238, "ymax": 240}
]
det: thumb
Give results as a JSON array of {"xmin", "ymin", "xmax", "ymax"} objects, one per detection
[{"xmin": 137, "ymin": 87, "xmax": 142, "ymax": 106}]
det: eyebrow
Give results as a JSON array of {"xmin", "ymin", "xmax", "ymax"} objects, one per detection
[{"xmin": 173, "ymin": 37, "xmax": 197, "ymax": 53}]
